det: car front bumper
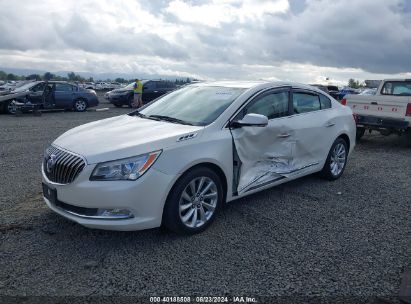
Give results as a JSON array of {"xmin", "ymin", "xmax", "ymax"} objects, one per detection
[
  {"xmin": 42, "ymin": 164, "xmax": 177, "ymax": 231},
  {"xmin": 107, "ymin": 94, "xmax": 129, "ymax": 104}
]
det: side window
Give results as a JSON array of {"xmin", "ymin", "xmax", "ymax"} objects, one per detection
[
  {"xmin": 55, "ymin": 83, "xmax": 73, "ymax": 92},
  {"xmin": 31, "ymin": 83, "xmax": 46, "ymax": 92},
  {"xmin": 245, "ymin": 91, "xmax": 289, "ymax": 119},
  {"xmin": 143, "ymin": 81, "xmax": 154, "ymax": 90},
  {"xmin": 381, "ymin": 81, "xmax": 411, "ymax": 96},
  {"xmin": 293, "ymin": 92, "xmax": 321, "ymax": 114},
  {"xmin": 319, "ymin": 94, "xmax": 332, "ymax": 109},
  {"xmin": 155, "ymin": 81, "xmax": 166, "ymax": 89}
]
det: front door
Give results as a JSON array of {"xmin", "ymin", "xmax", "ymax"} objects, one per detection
[
  {"xmin": 27, "ymin": 82, "xmax": 46, "ymax": 104},
  {"xmin": 54, "ymin": 83, "xmax": 75, "ymax": 108},
  {"xmin": 230, "ymin": 87, "xmax": 303, "ymax": 194}
]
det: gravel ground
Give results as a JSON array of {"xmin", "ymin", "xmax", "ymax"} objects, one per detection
[{"xmin": 0, "ymin": 95, "xmax": 410, "ymax": 303}]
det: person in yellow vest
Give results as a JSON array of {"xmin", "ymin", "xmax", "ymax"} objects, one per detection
[{"xmin": 133, "ymin": 79, "xmax": 143, "ymax": 108}]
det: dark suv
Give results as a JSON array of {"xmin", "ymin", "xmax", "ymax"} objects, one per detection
[{"xmin": 106, "ymin": 80, "xmax": 177, "ymax": 107}]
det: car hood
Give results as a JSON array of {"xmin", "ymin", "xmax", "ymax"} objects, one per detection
[
  {"xmin": 110, "ymin": 88, "xmax": 130, "ymax": 94},
  {"xmin": 53, "ymin": 115, "xmax": 204, "ymax": 164}
]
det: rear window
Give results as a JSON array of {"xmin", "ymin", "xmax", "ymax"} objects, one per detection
[{"xmin": 381, "ymin": 81, "xmax": 411, "ymax": 96}]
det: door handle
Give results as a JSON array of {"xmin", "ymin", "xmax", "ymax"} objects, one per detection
[
  {"xmin": 154, "ymin": 91, "xmax": 158, "ymax": 93},
  {"xmin": 325, "ymin": 123, "xmax": 336, "ymax": 127},
  {"xmin": 278, "ymin": 133, "xmax": 290, "ymax": 138}
]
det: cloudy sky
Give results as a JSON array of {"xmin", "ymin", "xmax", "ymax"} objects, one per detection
[{"xmin": 1, "ymin": 0, "xmax": 411, "ymax": 84}]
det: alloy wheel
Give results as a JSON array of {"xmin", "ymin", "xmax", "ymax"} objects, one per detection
[
  {"xmin": 330, "ymin": 142, "xmax": 346, "ymax": 176},
  {"xmin": 179, "ymin": 176, "xmax": 218, "ymax": 228},
  {"xmin": 7, "ymin": 100, "xmax": 17, "ymax": 114},
  {"xmin": 75, "ymin": 99, "xmax": 87, "ymax": 111}
]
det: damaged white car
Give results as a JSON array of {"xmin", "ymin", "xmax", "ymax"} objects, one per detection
[{"xmin": 42, "ymin": 81, "xmax": 356, "ymax": 234}]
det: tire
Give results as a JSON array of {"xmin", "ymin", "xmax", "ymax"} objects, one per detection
[
  {"xmin": 5, "ymin": 100, "xmax": 17, "ymax": 115},
  {"xmin": 405, "ymin": 129, "xmax": 411, "ymax": 147},
  {"xmin": 113, "ymin": 103, "xmax": 123, "ymax": 108},
  {"xmin": 356, "ymin": 127, "xmax": 365, "ymax": 141},
  {"xmin": 74, "ymin": 99, "xmax": 87, "ymax": 112},
  {"xmin": 320, "ymin": 137, "xmax": 348, "ymax": 181},
  {"xmin": 163, "ymin": 167, "xmax": 223, "ymax": 235}
]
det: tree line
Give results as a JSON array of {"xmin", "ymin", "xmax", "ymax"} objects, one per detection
[{"xmin": 0, "ymin": 70, "xmax": 194, "ymax": 85}]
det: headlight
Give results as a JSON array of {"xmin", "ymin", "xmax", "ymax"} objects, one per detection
[{"xmin": 90, "ymin": 151, "xmax": 161, "ymax": 181}]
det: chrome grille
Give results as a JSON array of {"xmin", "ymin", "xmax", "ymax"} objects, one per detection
[{"xmin": 43, "ymin": 146, "xmax": 86, "ymax": 184}]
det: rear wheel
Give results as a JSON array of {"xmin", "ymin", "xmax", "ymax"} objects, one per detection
[
  {"xmin": 74, "ymin": 99, "xmax": 87, "ymax": 112},
  {"xmin": 163, "ymin": 167, "xmax": 223, "ymax": 235},
  {"xmin": 320, "ymin": 137, "xmax": 348, "ymax": 181},
  {"xmin": 356, "ymin": 127, "xmax": 365, "ymax": 141}
]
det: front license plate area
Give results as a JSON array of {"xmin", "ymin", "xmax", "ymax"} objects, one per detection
[{"xmin": 42, "ymin": 183, "xmax": 57, "ymax": 205}]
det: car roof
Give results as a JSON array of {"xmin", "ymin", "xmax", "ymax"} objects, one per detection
[
  {"xmin": 192, "ymin": 80, "xmax": 329, "ymax": 93},
  {"xmin": 383, "ymin": 79, "xmax": 411, "ymax": 82}
]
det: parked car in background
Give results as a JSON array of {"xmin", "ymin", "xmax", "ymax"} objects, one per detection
[
  {"xmin": 0, "ymin": 81, "xmax": 17, "ymax": 91},
  {"xmin": 0, "ymin": 81, "xmax": 99, "ymax": 114},
  {"xmin": 83, "ymin": 82, "xmax": 96, "ymax": 90},
  {"xmin": 338, "ymin": 87, "xmax": 360, "ymax": 100},
  {"xmin": 95, "ymin": 82, "xmax": 108, "ymax": 90},
  {"xmin": 359, "ymin": 88, "xmax": 377, "ymax": 96},
  {"xmin": 310, "ymin": 84, "xmax": 329, "ymax": 94},
  {"xmin": 42, "ymin": 81, "xmax": 355, "ymax": 234},
  {"xmin": 327, "ymin": 85, "xmax": 340, "ymax": 100},
  {"xmin": 342, "ymin": 79, "xmax": 411, "ymax": 142},
  {"xmin": 106, "ymin": 80, "xmax": 177, "ymax": 107}
]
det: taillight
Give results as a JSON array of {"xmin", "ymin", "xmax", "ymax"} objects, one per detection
[
  {"xmin": 406, "ymin": 103, "xmax": 411, "ymax": 116},
  {"xmin": 341, "ymin": 98, "xmax": 347, "ymax": 106}
]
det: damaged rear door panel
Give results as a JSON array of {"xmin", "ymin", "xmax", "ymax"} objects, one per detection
[{"xmin": 230, "ymin": 87, "xmax": 333, "ymax": 195}]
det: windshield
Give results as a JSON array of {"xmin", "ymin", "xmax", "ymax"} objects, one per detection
[
  {"xmin": 12, "ymin": 82, "xmax": 37, "ymax": 93},
  {"xmin": 138, "ymin": 86, "xmax": 245, "ymax": 126}
]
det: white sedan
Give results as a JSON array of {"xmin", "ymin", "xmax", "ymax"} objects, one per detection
[{"xmin": 42, "ymin": 81, "xmax": 356, "ymax": 234}]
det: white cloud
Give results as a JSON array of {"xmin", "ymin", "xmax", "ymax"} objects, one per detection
[{"xmin": 0, "ymin": 0, "xmax": 410, "ymax": 83}]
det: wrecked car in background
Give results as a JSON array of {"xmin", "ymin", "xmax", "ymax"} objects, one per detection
[
  {"xmin": 0, "ymin": 81, "xmax": 99, "ymax": 114},
  {"xmin": 42, "ymin": 81, "xmax": 356, "ymax": 234}
]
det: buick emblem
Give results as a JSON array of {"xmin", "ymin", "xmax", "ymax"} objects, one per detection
[{"xmin": 46, "ymin": 154, "xmax": 57, "ymax": 173}]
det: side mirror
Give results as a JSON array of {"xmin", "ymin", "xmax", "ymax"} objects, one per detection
[{"xmin": 231, "ymin": 113, "xmax": 268, "ymax": 128}]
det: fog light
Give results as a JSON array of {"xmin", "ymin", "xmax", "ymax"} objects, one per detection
[{"xmin": 97, "ymin": 208, "xmax": 134, "ymax": 219}]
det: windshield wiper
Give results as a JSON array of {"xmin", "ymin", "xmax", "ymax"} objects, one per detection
[
  {"xmin": 148, "ymin": 115, "xmax": 193, "ymax": 125},
  {"xmin": 130, "ymin": 111, "xmax": 161, "ymax": 121}
]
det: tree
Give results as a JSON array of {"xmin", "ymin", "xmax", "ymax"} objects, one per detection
[
  {"xmin": 7, "ymin": 73, "xmax": 17, "ymax": 80},
  {"xmin": 67, "ymin": 72, "xmax": 76, "ymax": 81},
  {"xmin": 25, "ymin": 74, "xmax": 40, "ymax": 80},
  {"xmin": 0, "ymin": 70, "xmax": 7, "ymax": 80},
  {"xmin": 348, "ymin": 78, "xmax": 363, "ymax": 89},
  {"xmin": 43, "ymin": 72, "xmax": 54, "ymax": 81}
]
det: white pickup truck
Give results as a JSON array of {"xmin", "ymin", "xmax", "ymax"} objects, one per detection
[{"xmin": 342, "ymin": 79, "xmax": 411, "ymax": 143}]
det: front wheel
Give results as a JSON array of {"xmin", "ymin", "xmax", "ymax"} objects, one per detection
[
  {"xmin": 320, "ymin": 137, "xmax": 348, "ymax": 181},
  {"xmin": 5, "ymin": 100, "xmax": 17, "ymax": 114},
  {"xmin": 74, "ymin": 99, "xmax": 87, "ymax": 112},
  {"xmin": 163, "ymin": 167, "xmax": 223, "ymax": 235}
]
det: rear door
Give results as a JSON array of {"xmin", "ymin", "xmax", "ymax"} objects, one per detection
[
  {"xmin": 54, "ymin": 83, "xmax": 75, "ymax": 108},
  {"xmin": 231, "ymin": 87, "xmax": 307, "ymax": 194},
  {"xmin": 291, "ymin": 89, "xmax": 337, "ymax": 168}
]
